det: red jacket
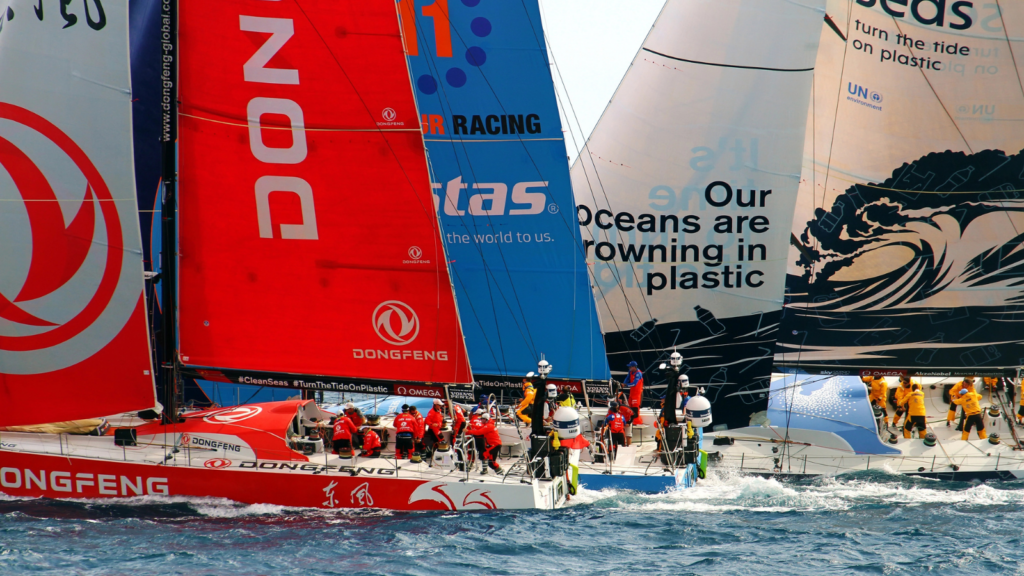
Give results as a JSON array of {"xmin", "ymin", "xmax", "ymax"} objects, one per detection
[
  {"xmin": 606, "ymin": 411, "xmax": 625, "ymax": 433},
  {"xmin": 332, "ymin": 416, "xmax": 357, "ymax": 440},
  {"xmin": 469, "ymin": 419, "xmax": 501, "ymax": 446},
  {"xmin": 411, "ymin": 413, "xmax": 425, "ymax": 439},
  {"xmin": 362, "ymin": 429, "xmax": 381, "ymax": 451},
  {"xmin": 425, "ymin": 408, "xmax": 444, "ymax": 436},
  {"xmin": 394, "ymin": 413, "xmax": 416, "ymax": 435},
  {"xmin": 453, "ymin": 405, "xmax": 466, "ymax": 431},
  {"xmin": 348, "ymin": 411, "xmax": 365, "ymax": 428}
]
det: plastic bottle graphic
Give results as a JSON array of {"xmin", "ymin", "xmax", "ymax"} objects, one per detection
[
  {"xmin": 694, "ymin": 305, "xmax": 726, "ymax": 335},
  {"xmin": 630, "ymin": 318, "xmax": 657, "ymax": 342},
  {"xmin": 914, "ymin": 332, "xmax": 943, "ymax": 364},
  {"xmin": 938, "ymin": 165, "xmax": 974, "ymax": 197}
]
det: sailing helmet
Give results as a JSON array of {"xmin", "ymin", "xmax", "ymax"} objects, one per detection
[{"xmin": 627, "ymin": 361, "xmax": 638, "ymax": 368}]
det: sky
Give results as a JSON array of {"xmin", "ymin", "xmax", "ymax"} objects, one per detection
[{"xmin": 537, "ymin": 0, "xmax": 667, "ymax": 164}]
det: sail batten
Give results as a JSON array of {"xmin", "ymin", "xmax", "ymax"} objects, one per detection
[{"xmin": 177, "ymin": 0, "xmax": 472, "ymax": 385}]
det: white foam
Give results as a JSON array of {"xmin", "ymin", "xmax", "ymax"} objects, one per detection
[{"xmin": 567, "ymin": 470, "xmax": 1024, "ymax": 513}]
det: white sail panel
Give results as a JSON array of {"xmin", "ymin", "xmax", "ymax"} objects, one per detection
[
  {"xmin": 776, "ymin": 1, "xmax": 1024, "ymax": 375},
  {"xmin": 571, "ymin": 0, "xmax": 825, "ymax": 428},
  {"xmin": 0, "ymin": 1, "xmax": 156, "ymax": 425}
]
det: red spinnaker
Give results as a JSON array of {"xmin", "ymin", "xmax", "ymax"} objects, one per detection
[{"xmin": 178, "ymin": 0, "xmax": 472, "ymax": 384}]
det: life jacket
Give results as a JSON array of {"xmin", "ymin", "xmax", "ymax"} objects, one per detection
[
  {"xmin": 332, "ymin": 416, "xmax": 356, "ymax": 440},
  {"xmin": 362, "ymin": 429, "xmax": 381, "ymax": 451},
  {"xmin": 607, "ymin": 412, "xmax": 625, "ymax": 433},
  {"xmin": 394, "ymin": 413, "xmax": 416, "ymax": 434}
]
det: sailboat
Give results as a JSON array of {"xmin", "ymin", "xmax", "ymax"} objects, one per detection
[
  {"xmin": 705, "ymin": 0, "xmax": 1024, "ymax": 479},
  {"xmin": 0, "ymin": 0, "xmax": 574, "ymax": 511}
]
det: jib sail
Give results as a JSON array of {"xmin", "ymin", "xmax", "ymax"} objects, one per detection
[
  {"xmin": 570, "ymin": 0, "xmax": 825, "ymax": 429},
  {"xmin": 775, "ymin": 1, "xmax": 1024, "ymax": 377},
  {"xmin": 403, "ymin": 0, "xmax": 609, "ymax": 384},
  {"xmin": 177, "ymin": 0, "xmax": 472, "ymax": 386},
  {"xmin": 0, "ymin": 1, "xmax": 157, "ymax": 425}
]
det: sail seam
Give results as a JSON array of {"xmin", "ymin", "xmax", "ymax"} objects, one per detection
[
  {"xmin": 178, "ymin": 113, "xmax": 420, "ymax": 132},
  {"xmin": 641, "ymin": 48, "xmax": 814, "ymax": 72}
]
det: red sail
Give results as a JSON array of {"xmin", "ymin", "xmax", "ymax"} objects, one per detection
[
  {"xmin": 178, "ymin": 0, "xmax": 472, "ymax": 384},
  {"xmin": 0, "ymin": 6, "xmax": 157, "ymax": 426}
]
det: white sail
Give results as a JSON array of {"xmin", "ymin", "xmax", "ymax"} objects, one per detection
[
  {"xmin": 570, "ymin": 0, "xmax": 826, "ymax": 427},
  {"xmin": 776, "ymin": 1, "xmax": 1024, "ymax": 375}
]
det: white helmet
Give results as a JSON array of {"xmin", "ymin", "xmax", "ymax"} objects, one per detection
[
  {"xmin": 479, "ymin": 412, "xmax": 491, "ymax": 420},
  {"xmin": 546, "ymin": 383, "xmax": 557, "ymax": 394},
  {"xmin": 433, "ymin": 398, "xmax": 443, "ymax": 405},
  {"xmin": 678, "ymin": 374, "xmax": 690, "ymax": 386},
  {"xmin": 345, "ymin": 402, "xmax": 356, "ymax": 410}
]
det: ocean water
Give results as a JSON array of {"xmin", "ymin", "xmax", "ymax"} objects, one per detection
[{"xmin": 3, "ymin": 471, "xmax": 1024, "ymax": 575}]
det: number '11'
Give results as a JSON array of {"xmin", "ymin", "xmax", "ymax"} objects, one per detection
[{"xmin": 399, "ymin": 0, "xmax": 452, "ymax": 58}]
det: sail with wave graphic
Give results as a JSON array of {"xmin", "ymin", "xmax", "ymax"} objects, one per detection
[{"xmin": 775, "ymin": 0, "xmax": 1024, "ymax": 376}]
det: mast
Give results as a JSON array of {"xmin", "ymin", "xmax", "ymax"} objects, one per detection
[{"xmin": 159, "ymin": 0, "xmax": 179, "ymax": 423}]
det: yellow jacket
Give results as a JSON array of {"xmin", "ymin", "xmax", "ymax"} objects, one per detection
[
  {"xmin": 949, "ymin": 381, "xmax": 969, "ymax": 402},
  {"xmin": 902, "ymin": 389, "xmax": 926, "ymax": 417},
  {"xmin": 516, "ymin": 387, "xmax": 535, "ymax": 423},
  {"xmin": 869, "ymin": 378, "xmax": 888, "ymax": 403},
  {"xmin": 953, "ymin": 391, "xmax": 983, "ymax": 416},
  {"xmin": 894, "ymin": 384, "xmax": 912, "ymax": 407}
]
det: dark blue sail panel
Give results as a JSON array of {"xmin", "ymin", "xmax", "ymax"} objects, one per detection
[
  {"xmin": 405, "ymin": 0, "xmax": 608, "ymax": 381},
  {"xmin": 128, "ymin": 0, "xmax": 163, "ymax": 274}
]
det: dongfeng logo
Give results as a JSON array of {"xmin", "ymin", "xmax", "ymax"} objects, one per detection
[
  {"xmin": 372, "ymin": 301, "xmax": 420, "ymax": 346},
  {"xmin": 204, "ymin": 458, "xmax": 232, "ymax": 469},
  {"xmin": 0, "ymin": 103, "xmax": 132, "ymax": 370},
  {"xmin": 382, "ymin": 107, "xmax": 397, "ymax": 122},
  {"xmin": 203, "ymin": 406, "xmax": 263, "ymax": 424},
  {"xmin": 408, "ymin": 246, "xmax": 422, "ymax": 259}
]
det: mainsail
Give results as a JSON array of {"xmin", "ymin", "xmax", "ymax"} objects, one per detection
[
  {"xmin": 571, "ymin": 0, "xmax": 826, "ymax": 428},
  {"xmin": 0, "ymin": 1, "xmax": 157, "ymax": 425},
  {"xmin": 776, "ymin": 1, "xmax": 1024, "ymax": 376},
  {"xmin": 403, "ymin": 0, "xmax": 609, "ymax": 385},
  {"xmin": 177, "ymin": 0, "xmax": 473, "ymax": 388}
]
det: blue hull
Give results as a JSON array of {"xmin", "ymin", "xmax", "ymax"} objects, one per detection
[{"xmin": 579, "ymin": 464, "xmax": 696, "ymax": 493}]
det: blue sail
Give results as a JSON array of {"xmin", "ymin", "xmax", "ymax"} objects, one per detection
[{"xmin": 405, "ymin": 0, "xmax": 608, "ymax": 382}]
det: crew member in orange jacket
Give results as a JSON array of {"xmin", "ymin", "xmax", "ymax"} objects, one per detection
[
  {"xmin": 623, "ymin": 361, "xmax": 644, "ymax": 425},
  {"xmin": 469, "ymin": 412, "xmax": 503, "ymax": 474},
  {"xmin": 953, "ymin": 388, "xmax": 988, "ymax": 441},
  {"xmin": 601, "ymin": 401, "xmax": 628, "ymax": 458},
  {"xmin": 393, "ymin": 405, "xmax": 417, "ymax": 459}
]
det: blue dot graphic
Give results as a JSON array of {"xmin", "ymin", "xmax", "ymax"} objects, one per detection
[
  {"xmin": 466, "ymin": 46, "xmax": 487, "ymax": 67},
  {"xmin": 471, "ymin": 17, "xmax": 491, "ymax": 37},
  {"xmin": 461, "ymin": 0, "xmax": 480, "ymax": 6},
  {"xmin": 417, "ymin": 74, "xmax": 437, "ymax": 94},
  {"xmin": 446, "ymin": 67, "xmax": 467, "ymax": 87}
]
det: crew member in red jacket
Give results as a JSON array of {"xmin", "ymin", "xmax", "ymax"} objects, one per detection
[
  {"xmin": 623, "ymin": 361, "xmax": 644, "ymax": 425},
  {"xmin": 331, "ymin": 413, "xmax": 358, "ymax": 453},
  {"xmin": 344, "ymin": 403, "xmax": 365, "ymax": 448},
  {"xmin": 410, "ymin": 406, "xmax": 426, "ymax": 454},
  {"xmin": 424, "ymin": 399, "xmax": 446, "ymax": 454},
  {"xmin": 469, "ymin": 412, "xmax": 503, "ymax": 474},
  {"xmin": 452, "ymin": 402, "xmax": 466, "ymax": 440},
  {"xmin": 393, "ymin": 405, "xmax": 417, "ymax": 459},
  {"xmin": 359, "ymin": 425, "xmax": 382, "ymax": 458}
]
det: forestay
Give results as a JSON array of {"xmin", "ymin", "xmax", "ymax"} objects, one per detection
[
  {"xmin": 776, "ymin": 1, "xmax": 1024, "ymax": 377},
  {"xmin": 571, "ymin": 0, "xmax": 825, "ymax": 428},
  {"xmin": 404, "ymin": 0, "xmax": 609, "ymax": 383},
  {"xmin": 0, "ymin": 0, "xmax": 156, "ymax": 425}
]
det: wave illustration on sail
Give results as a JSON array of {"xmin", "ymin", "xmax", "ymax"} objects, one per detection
[{"xmin": 782, "ymin": 148, "xmax": 1024, "ymax": 370}]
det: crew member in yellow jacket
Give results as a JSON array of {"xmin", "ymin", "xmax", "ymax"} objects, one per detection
[
  {"xmin": 1018, "ymin": 381, "xmax": 1024, "ymax": 425},
  {"xmin": 953, "ymin": 388, "xmax": 988, "ymax": 441},
  {"xmin": 947, "ymin": 376, "xmax": 974, "ymax": 428},
  {"xmin": 892, "ymin": 376, "xmax": 913, "ymax": 427},
  {"xmin": 863, "ymin": 375, "xmax": 889, "ymax": 427},
  {"xmin": 900, "ymin": 383, "xmax": 927, "ymax": 439},
  {"xmin": 516, "ymin": 380, "xmax": 535, "ymax": 424}
]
